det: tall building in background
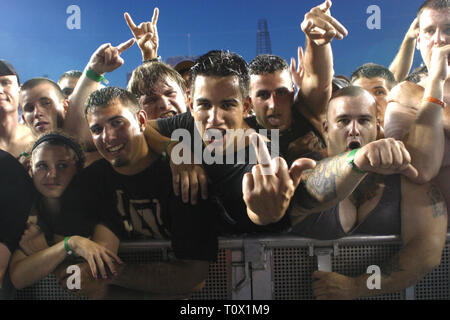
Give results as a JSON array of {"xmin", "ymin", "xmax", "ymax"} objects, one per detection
[{"xmin": 257, "ymin": 19, "xmax": 272, "ymax": 55}]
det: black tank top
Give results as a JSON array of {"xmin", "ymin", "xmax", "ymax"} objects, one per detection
[{"xmin": 290, "ymin": 174, "xmax": 402, "ymax": 239}]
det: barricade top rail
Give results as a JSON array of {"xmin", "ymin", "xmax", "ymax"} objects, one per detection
[{"xmin": 118, "ymin": 232, "xmax": 450, "ymax": 252}]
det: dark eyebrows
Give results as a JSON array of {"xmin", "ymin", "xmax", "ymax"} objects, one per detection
[
  {"xmin": 335, "ymin": 113, "xmax": 373, "ymax": 120},
  {"xmin": 222, "ymin": 98, "xmax": 239, "ymax": 104},
  {"xmin": 195, "ymin": 98, "xmax": 210, "ymax": 104}
]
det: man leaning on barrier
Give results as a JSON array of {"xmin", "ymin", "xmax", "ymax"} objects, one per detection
[
  {"xmin": 285, "ymin": 86, "xmax": 447, "ymax": 300},
  {"xmin": 54, "ymin": 87, "xmax": 218, "ymax": 299}
]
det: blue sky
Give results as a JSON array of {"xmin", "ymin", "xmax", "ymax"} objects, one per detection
[{"xmin": 1, "ymin": 0, "xmax": 425, "ymax": 87}]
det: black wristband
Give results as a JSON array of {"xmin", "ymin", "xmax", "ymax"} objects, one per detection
[{"xmin": 143, "ymin": 56, "xmax": 162, "ymax": 64}]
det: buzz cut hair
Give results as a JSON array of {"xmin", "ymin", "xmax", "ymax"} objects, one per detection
[
  {"xmin": 84, "ymin": 86, "xmax": 141, "ymax": 118},
  {"xmin": 21, "ymin": 78, "xmax": 66, "ymax": 102},
  {"xmin": 350, "ymin": 63, "xmax": 397, "ymax": 90},
  {"xmin": 58, "ymin": 70, "xmax": 83, "ymax": 83},
  {"xmin": 327, "ymin": 85, "xmax": 378, "ymax": 119},
  {"xmin": 249, "ymin": 54, "xmax": 289, "ymax": 75},
  {"xmin": 417, "ymin": 0, "xmax": 450, "ymax": 23}
]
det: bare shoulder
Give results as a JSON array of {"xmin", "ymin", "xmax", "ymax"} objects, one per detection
[
  {"xmin": 16, "ymin": 124, "xmax": 34, "ymax": 143},
  {"xmin": 388, "ymin": 81, "xmax": 425, "ymax": 111},
  {"xmin": 401, "ymin": 176, "xmax": 447, "ymax": 216}
]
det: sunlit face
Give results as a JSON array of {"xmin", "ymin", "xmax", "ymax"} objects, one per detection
[
  {"xmin": 58, "ymin": 77, "xmax": 79, "ymax": 98},
  {"xmin": 0, "ymin": 75, "xmax": 20, "ymax": 114},
  {"xmin": 20, "ymin": 83, "xmax": 66, "ymax": 137},
  {"xmin": 32, "ymin": 144, "xmax": 78, "ymax": 199},
  {"xmin": 325, "ymin": 93, "xmax": 379, "ymax": 156},
  {"xmin": 138, "ymin": 77, "xmax": 187, "ymax": 120},
  {"xmin": 87, "ymin": 99, "xmax": 147, "ymax": 169},
  {"xmin": 352, "ymin": 77, "xmax": 390, "ymax": 125},
  {"xmin": 250, "ymin": 70, "xmax": 294, "ymax": 132},
  {"xmin": 191, "ymin": 75, "xmax": 251, "ymax": 152},
  {"xmin": 417, "ymin": 8, "xmax": 450, "ymax": 73}
]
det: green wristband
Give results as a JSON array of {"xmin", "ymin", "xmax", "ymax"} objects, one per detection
[
  {"xmin": 64, "ymin": 236, "xmax": 74, "ymax": 256},
  {"xmin": 86, "ymin": 69, "xmax": 109, "ymax": 84},
  {"xmin": 346, "ymin": 148, "xmax": 367, "ymax": 174}
]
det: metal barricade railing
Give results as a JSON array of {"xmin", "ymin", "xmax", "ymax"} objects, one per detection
[{"xmin": 14, "ymin": 233, "xmax": 450, "ymax": 300}]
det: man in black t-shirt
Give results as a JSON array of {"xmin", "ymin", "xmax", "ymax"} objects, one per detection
[
  {"xmin": 145, "ymin": 50, "xmax": 317, "ymax": 233},
  {"xmin": 59, "ymin": 87, "xmax": 217, "ymax": 299},
  {"xmin": 247, "ymin": 1, "xmax": 349, "ymax": 165},
  {"xmin": 0, "ymin": 150, "xmax": 35, "ymax": 299}
]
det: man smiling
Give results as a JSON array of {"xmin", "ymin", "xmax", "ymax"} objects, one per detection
[{"xmin": 57, "ymin": 87, "xmax": 218, "ymax": 299}]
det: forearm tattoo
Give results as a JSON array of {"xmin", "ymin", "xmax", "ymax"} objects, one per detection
[
  {"xmin": 294, "ymin": 155, "xmax": 343, "ymax": 210},
  {"xmin": 427, "ymin": 185, "xmax": 447, "ymax": 219}
]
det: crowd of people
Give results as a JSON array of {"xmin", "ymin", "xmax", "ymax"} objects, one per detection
[{"xmin": 0, "ymin": 0, "xmax": 448, "ymax": 300}]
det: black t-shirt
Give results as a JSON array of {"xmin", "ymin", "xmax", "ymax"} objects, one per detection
[
  {"xmin": 62, "ymin": 157, "xmax": 218, "ymax": 261},
  {"xmin": 244, "ymin": 108, "xmax": 326, "ymax": 164},
  {"xmin": 157, "ymin": 112, "xmax": 291, "ymax": 235},
  {"xmin": 0, "ymin": 150, "xmax": 35, "ymax": 253}
]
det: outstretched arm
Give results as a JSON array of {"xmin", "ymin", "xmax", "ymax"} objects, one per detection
[
  {"xmin": 389, "ymin": 18, "xmax": 419, "ymax": 82},
  {"xmin": 294, "ymin": 0, "xmax": 347, "ymax": 130},
  {"xmin": 385, "ymin": 44, "xmax": 449, "ymax": 183},
  {"xmin": 312, "ymin": 179, "xmax": 447, "ymax": 299},
  {"xmin": 291, "ymin": 138, "xmax": 418, "ymax": 220},
  {"xmin": 64, "ymin": 39, "xmax": 135, "ymax": 150}
]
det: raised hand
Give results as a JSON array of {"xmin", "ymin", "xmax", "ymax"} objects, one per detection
[
  {"xmin": 353, "ymin": 138, "xmax": 419, "ymax": 179},
  {"xmin": 301, "ymin": 0, "xmax": 348, "ymax": 46},
  {"xmin": 87, "ymin": 38, "xmax": 135, "ymax": 75},
  {"xmin": 243, "ymin": 133, "xmax": 316, "ymax": 225},
  {"xmin": 290, "ymin": 46, "xmax": 305, "ymax": 90},
  {"xmin": 428, "ymin": 44, "xmax": 450, "ymax": 82},
  {"xmin": 124, "ymin": 8, "xmax": 159, "ymax": 61},
  {"xmin": 406, "ymin": 17, "xmax": 419, "ymax": 40}
]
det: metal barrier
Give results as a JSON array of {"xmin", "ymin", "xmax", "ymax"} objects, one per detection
[{"xmin": 14, "ymin": 234, "xmax": 450, "ymax": 300}]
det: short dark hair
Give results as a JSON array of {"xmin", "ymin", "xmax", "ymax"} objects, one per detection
[
  {"xmin": 350, "ymin": 63, "xmax": 397, "ymax": 90},
  {"xmin": 127, "ymin": 62, "xmax": 186, "ymax": 98},
  {"xmin": 21, "ymin": 78, "xmax": 65, "ymax": 101},
  {"xmin": 405, "ymin": 65, "xmax": 428, "ymax": 83},
  {"xmin": 85, "ymin": 87, "xmax": 140, "ymax": 117},
  {"xmin": 58, "ymin": 70, "xmax": 82, "ymax": 83},
  {"xmin": 249, "ymin": 54, "xmax": 289, "ymax": 75},
  {"xmin": 189, "ymin": 50, "xmax": 250, "ymax": 98},
  {"xmin": 418, "ymin": 0, "xmax": 450, "ymax": 23},
  {"xmin": 327, "ymin": 86, "xmax": 377, "ymax": 119}
]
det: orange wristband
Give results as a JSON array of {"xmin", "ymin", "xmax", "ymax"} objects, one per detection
[{"xmin": 424, "ymin": 96, "xmax": 446, "ymax": 108}]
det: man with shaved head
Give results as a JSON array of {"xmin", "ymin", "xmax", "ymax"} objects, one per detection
[
  {"xmin": 289, "ymin": 86, "xmax": 447, "ymax": 299},
  {"xmin": 0, "ymin": 60, "xmax": 34, "ymax": 158}
]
